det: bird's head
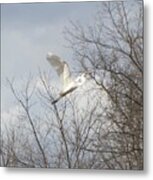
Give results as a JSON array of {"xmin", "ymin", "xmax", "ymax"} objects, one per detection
[
  {"xmin": 82, "ymin": 71, "xmax": 92, "ymax": 80},
  {"xmin": 75, "ymin": 72, "xmax": 91, "ymax": 86}
]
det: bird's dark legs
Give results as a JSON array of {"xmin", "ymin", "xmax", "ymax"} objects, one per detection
[{"xmin": 52, "ymin": 97, "xmax": 61, "ymax": 104}]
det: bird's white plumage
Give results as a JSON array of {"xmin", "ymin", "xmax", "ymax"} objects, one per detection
[
  {"xmin": 46, "ymin": 52, "xmax": 89, "ymax": 104},
  {"xmin": 46, "ymin": 52, "xmax": 72, "ymax": 91}
]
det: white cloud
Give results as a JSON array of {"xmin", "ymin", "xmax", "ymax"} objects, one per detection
[{"xmin": 1, "ymin": 105, "xmax": 23, "ymax": 129}]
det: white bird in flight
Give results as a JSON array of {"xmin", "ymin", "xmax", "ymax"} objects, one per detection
[{"xmin": 46, "ymin": 52, "xmax": 90, "ymax": 104}]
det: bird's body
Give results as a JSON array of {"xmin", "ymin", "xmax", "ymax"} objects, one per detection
[{"xmin": 46, "ymin": 52, "xmax": 89, "ymax": 104}]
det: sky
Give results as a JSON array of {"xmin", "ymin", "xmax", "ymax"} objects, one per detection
[
  {"xmin": 1, "ymin": 2, "xmax": 100, "ymax": 116},
  {"xmin": 1, "ymin": 0, "xmax": 141, "ymax": 125}
]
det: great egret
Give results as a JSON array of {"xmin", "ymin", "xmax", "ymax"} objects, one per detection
[{"xmin": 46, "ymin": 52, "xmax": 90, "ymax": 104}]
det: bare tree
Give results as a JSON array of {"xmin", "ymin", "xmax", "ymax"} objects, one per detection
[
  {"xmin": 1, "ymin": 1, "xmax": 143, "ymax": 170},
  {"xmin": 64, "ymin": 1, "xmax": 143, "ymax": 169}
]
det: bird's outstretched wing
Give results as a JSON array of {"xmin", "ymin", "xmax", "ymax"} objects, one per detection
[{"xmin": 46, "ymin": 52, "xmax": 72, "ymax": 89}]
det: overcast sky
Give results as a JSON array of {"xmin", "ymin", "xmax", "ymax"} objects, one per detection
[{"xmin": 1, "ymin": 2, "xmax": 100, "ymax": 114}]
